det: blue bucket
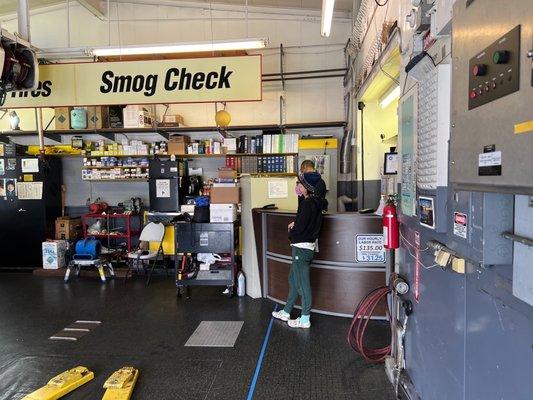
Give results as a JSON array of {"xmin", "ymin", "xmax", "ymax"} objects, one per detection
[{"xmin": 74, "ymin": 237, "xmax": 101, "ymax": 260}]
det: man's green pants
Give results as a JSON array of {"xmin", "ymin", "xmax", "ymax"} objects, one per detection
[{"xmin": 283, "ymin": 246, "xmax": 314, "ymax": 316}]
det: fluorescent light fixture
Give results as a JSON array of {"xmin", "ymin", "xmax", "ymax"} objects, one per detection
[
  {"xmin": 91, "ymin": 38, "xmax": 268, "ymax": 57},
  {"xmin": 379, "ymin": 85, "xmax": 401, "ymax": 108},
  {"xmin": 321, "ymin": 0, "xmax": 335, "ymax": 37}
]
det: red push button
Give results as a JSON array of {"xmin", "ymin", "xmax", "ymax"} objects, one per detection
[
  {"xmin": 472, "ymin": 64, "xmax": 487, "ymax": 76},
  {"xmin": 469, "ymin": 90, "xmax": 477, "ymax": 99}
]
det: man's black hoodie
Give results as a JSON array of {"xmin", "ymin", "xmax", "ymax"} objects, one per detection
[
  {"xmin": 298, "ymin": 177, "xmax": 327, "ymax": 211},
  {"xmin": 289, "ymin": 194, "xmax": 328, "ymax": 244}
]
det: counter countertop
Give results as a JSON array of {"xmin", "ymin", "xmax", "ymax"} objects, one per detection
[{"xmin": 253, "ymin": 208, "xmax": 380, "ymax": 219}]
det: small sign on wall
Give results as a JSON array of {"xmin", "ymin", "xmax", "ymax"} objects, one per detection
[
  {"xmin": 268, "ymin": 180, "xmax": 288, "ymax": 199},
  {"xmin": 453, "ymin": 212, "xmax": 468, "ymax": 239},
  {"xmin": 155, "ymin": 179, "xmax": 170, "ymax": 198},
  {"xmin": 355, "ymin": 234, "xmax": 386, "ymax": 264}
]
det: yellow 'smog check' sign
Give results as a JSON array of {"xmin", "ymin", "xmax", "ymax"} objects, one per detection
[{"xmin": 3, "ymin": 55, "xmax": 262, "ymax": 108}]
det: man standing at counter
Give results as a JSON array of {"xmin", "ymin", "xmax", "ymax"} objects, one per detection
[
  {"xmin": 272, "ymin": 171, "xmax": 328, "ymax": 329},
  {"xmin": 299, "ymin": 160, "xmax": 327, "ymax": 204}
]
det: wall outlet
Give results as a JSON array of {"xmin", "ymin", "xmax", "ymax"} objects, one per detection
[
  {"xmin": 434, "ymin": 249, "xmax": 451, "ymax": 266},
  {"xmin": 452, "ymin": 258, "xmax": 466, "ymax": 274}
]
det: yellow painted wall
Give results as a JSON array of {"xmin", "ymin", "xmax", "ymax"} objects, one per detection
[
  {"xmin": 0, "ymin": 108, "xmax": 55, "ymax": 131},
  {"xmin": 250, "ymin": 177, "xmax": 299, "ymax": 211},
  {"xmin": 356, "ymin": 98, "xmax": 398, "ymax": 181}
]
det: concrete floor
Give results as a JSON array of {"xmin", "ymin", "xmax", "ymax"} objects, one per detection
[{"xmin": 0, "ymin": 273, "xmax": 396, "ymax": 400}]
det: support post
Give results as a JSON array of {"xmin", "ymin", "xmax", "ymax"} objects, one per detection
[
  {"xmin": 36, "ymin": 108, "xmax": 45, "ymax": 157},
  {"xmin": 17, "ymin": 0, "xmax": 31, "ymax": 42}
]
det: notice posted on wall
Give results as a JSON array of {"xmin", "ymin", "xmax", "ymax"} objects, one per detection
[
  {"xmin": 156, "ymin": 179, "xmax": 170, "ymax": 198},
  {"xmin": 453, "ymin": 212, "xmax": 468, "ymax": 239},
  {"xmin": 268, "ymin": 180, "xmax": 288, "ymax": 199},
  {"xmin": 21, "ymin": 158, "xmax": 39, "ymax": 173},
  {"xmin": 355, "ymin": 234, "xmax": 386, "ymax": 264},
  {"xmin": 18, "ymin": 182, "xmax": 43, "ymax": 200},
  {"xmin": 20, "ymin": 158, "xmax": 39, "ymax": 173}
]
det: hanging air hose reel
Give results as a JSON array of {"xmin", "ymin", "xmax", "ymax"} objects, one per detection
[{"xmin": 0, "ymin": 38, "xmax": 39, "ymax": 106}]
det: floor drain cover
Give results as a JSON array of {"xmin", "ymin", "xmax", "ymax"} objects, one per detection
[{"xmin": 185, "ymin": 321, "xmax": 244, "ymax": 347}]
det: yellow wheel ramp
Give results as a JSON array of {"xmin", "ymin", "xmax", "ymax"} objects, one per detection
[
  {"xmin": 102, "ymin": 366, "xmax": 139, "ymax": 400},
  {"xmin": 22, "ymin": 366, "xmax": 94, "ymax": 400}
]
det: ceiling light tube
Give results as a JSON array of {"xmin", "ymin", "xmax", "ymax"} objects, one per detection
[
  {"xmin": 321, "ymin": 0, "xmax": 335, "ymax": 37},
  {"xmin": 91, "ymin": 38, "xmax": 268, "ymax": 57},
  {"xmin": 379, "ymin": 85, "xmax": 400, "ymax": 108}
]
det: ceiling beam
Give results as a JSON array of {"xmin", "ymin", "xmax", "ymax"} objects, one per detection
[{"xmin": 77, "ymin": 0, "xmax": 106, "ymax": 19}]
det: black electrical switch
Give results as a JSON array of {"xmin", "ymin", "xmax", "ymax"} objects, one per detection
[{"xmin": 493, "ymin": 50, "xmax": 510, "ymax": 64}]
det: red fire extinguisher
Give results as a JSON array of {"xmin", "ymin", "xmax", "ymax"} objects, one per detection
[{"xmin": 383, "ymin": 196, "xmax": 399, "ymax": 249}]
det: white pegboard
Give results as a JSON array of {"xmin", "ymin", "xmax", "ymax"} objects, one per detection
[{"xmin": 416, "ymin": 63, "xmax": 451, "ymax": 190}]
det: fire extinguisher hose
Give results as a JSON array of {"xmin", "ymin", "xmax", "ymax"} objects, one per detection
[{"xmin": 347, "ymin": 285, "xmax": 392, "ymax": 364}]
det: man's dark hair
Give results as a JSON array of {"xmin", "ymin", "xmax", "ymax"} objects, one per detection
[{"xmin": 300, "ymin": 160, "xmax": 315, "ymax": 172}]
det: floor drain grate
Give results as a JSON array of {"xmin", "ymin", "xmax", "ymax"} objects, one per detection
[{"xmin": 185, "ymin": 321, "xmax": 244, "ymax": 347}]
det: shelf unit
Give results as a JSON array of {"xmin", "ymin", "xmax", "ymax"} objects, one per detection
[
  {"xmin": 82, "ymin": 213, "xmax": 143, "ymax": 252},
  {"xmin": 79, "ymin": 152, "xmax": 299, "ymax": 180},
  {"xmin": 0, "ymin": 121, "xmax": 345, "ymax": 144},
  {"xmin": 83, "ymin": 165, "xmax": 149, "ymax": 169},
  {"xmin": 82, "ymin": 179, "xmax": 149, "ymax": 182},
  {"xmin": 79, "ymin": 152, "xmax": 298, "ymax": 158}
]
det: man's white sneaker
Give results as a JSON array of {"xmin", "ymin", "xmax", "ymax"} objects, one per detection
[
  {"xmin": 287, "ymin": 318, "xmax": 311, "ymax": 329},
  {"xmin": 272, "ymin": 310, "xmax": 290, "ymax": 321}
]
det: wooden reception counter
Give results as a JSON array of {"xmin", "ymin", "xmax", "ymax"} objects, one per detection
[{"xmin": 252, "ymin": 210, "xmax": 390, "ymax": 317}]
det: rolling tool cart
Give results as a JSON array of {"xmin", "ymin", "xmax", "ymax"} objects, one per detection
[{"xmin": 174, "ymin": 222, "xmax": 238, "ymax": 298}]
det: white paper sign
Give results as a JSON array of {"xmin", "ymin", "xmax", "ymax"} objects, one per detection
[
  {"xmin": 355, "ymin": 234, "xmax": 386, "ymax": 263},
  {"xmin": 478, "ymin": 151, "xmax": 501, "ymax": 167},
  {"xmin": 21, "ymin": 158, "xmax": 39, "ymax": 173},
  {"xmin": 453, "ymin": 212, "xmax": 468, "ymax": 239},
  {"xmin": 156, "ymin": 179, "xmax": 170, "ymax": 198},
  {"xmin": 268, "ymin": 180, "xmax": 288, "ymax": 199},
  {"xmin": 17, "ymin": 182, "xmax": 43, "ymax": 200}
]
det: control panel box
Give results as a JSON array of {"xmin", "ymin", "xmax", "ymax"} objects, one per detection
[
  {"xmin": 450, "ymin": 0, "xmax": 533, "ymax": 193},
  {"xmin": 468, "ymin": 25, "xmax": 520, "ymax": 110},
  {"xmin": 446, "ymin": 191, "xmax": 514, "ymax": 266}
]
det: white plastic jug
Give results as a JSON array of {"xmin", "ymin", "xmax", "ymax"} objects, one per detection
[{"xmin": 237, "ymin": 271, "xmax": 246, "ymax": 297}]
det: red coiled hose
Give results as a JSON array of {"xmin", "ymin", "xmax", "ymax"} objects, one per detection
[{"xmin": 347, "ymin": 285, "xmax": 392, "ymax": 364}]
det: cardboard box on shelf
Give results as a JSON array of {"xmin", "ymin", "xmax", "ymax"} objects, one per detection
[
  {"xmin": 86, "ymin": 106, "xmax": 109, "ymax": 129},
  {"xmin": 42, "ymin": 240, "xmax": 68, "ymax": 269},
  {"xmin": 168, "ymin": 135, "xmax": 190, "ymax": 155},
  {"xmin": 108, "ymin": 105, "xmax": 125, "ymax": 128},
  {"xmin": 54, "ymin": 107, "xmax": 71, "ymax": 130},
  {"xmin": 210, "ymin": 187, "xmax": 240, "ymax": 204},
  {"xmin": 180, "ymin": 204, "xmax": 195, "ymax": 215},
  {"xmin": 123, "ymin": 105, "xmax": 153, "ymax": 128},
  {"xmin": 218, "ymin": 168, "xmax": 237, "ymax": 179},
  {"xmin": 55, "ymin": 217, "xmax": 81, "ymax": 240},
  {"xmin": 159, "ymin": 114, "xmax": 184, "ymax": 127},
  {"xmin": 223, "ymin": 138, "xmax": 237, "ymax": 153},
  {"xmin": 210, "ymin": 204, "xmax": 237, "ymax": 223}
]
